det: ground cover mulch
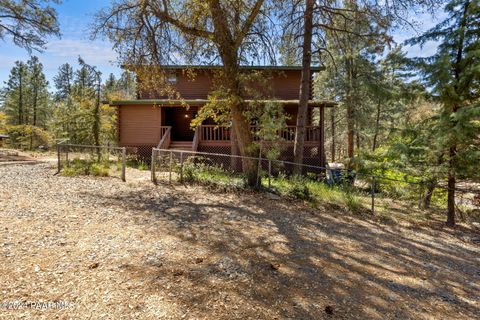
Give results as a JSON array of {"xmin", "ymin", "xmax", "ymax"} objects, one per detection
[{"xmin": 1, "ymin": 162, "xmax": 479, "ymax": 319}]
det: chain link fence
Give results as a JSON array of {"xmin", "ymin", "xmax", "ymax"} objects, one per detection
[
  {"xmin": 56, "ymin": 144, "xmax": 126, "ymax": 181},
  {"xmin": 151, "ymin": 148, "xmax": 480, "ymax": 215}
]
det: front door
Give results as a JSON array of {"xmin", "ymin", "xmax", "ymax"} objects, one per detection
[{"xmin": 164, "ymin": 107, "xmax": 196, "ymax": 141}]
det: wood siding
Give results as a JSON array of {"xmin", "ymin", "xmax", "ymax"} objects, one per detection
[
  {"xmin": 119, "ymin": 105, "xmax": 162, "ymax": 145},
  {"xmin": 139, "ymin": 69, "xmax": 312, "ymax": 100}
]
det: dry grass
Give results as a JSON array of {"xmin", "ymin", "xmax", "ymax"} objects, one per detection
[{"xmin": 0, "ymin": 162, "xmax": 479, "ymax": 319}]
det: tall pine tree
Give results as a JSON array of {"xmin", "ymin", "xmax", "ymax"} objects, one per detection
[
  {"xmin": 407, "ymin": 0, "xmax": 480, "ymax": 226},
  {"xmin": 3, "ymin": 61, "xmax": 29, "ymax": 125},
  {"xmin": 26, "ymin": 56, "xmax": 49, "ymax": 127}
]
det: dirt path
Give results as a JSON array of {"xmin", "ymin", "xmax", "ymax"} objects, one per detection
[{"xmin": 1, "ymin": 162, "xmax": 479, "ymax": 319}]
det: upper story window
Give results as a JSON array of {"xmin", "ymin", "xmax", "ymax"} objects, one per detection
[{"xmin": 166, "ymin": 72, "xmax": 177, "ymax": 84}]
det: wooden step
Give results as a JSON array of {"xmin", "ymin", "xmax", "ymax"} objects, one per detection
[{"xmin": 168, "ymin": 141, "xmax": 193, "ymax": 151}]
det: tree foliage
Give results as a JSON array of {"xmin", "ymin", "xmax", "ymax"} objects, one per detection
[{"xmin": 0, "ymin": 0, "xmax": 60, "ymax": 51}]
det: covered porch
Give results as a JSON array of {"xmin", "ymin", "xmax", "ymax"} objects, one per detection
[{"xmin": 111, "ymin": 99, "xmax": 335, "ymax": 165}]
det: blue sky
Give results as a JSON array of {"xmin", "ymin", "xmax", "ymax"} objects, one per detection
[{"xmin": 0, "ymin": 0, "xmax": 446, "ymax": 88}]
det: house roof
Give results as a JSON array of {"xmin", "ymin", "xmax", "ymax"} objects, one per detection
[
  {"xmin": 0, "ymin": 134, "xmax": 9, "ymax": 139},
  {"xmin": 123, "ymin": 65, "xmax": 325, "ymax": 72},
  {"xmin": 108, "ymin": 99, "xmax": 336, "ymax": 107}
]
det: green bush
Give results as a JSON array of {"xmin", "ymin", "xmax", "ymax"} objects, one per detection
[
  {"xmin": 62, "ymin": 159, "xmax": 110, "ymax": 177},
  {"xmin": 343, "ymin": 191, "xmax": 363, "ymax": 213},
  {"xmin": 4, "ymin": 125, "xmax": 53, "ymax": 150}
]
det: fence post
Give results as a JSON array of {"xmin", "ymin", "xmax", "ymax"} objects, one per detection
[
  {"xmin": 180, "ymin": 151, "xmax": 184, "ymax": 183},
  {"xmin": 121, "ymin": 147, "xmax": 126, "ymax": 182},
  {"xmin": 268, "ymin": 160, "xmax": 272, "ymax": 189},
  {"xmin": 57, "ymin": 144, "xmax": 61, "ymax": 173},
  {"xmin": 151, "ymin": 149, "xmax": 157, "ymax": 184},
  {"xmin": 371, "ymin": 176, "xmax": 375, "ymax": 214},
  {"xmin": 169, "ymin": 150, "xmax": 173, "ymax": 184},
  {"xmin": 65, "ymin": 145, "xmax": 69, "ymax": 166},
  {"xmin": 256, "ymin": 145, "xmax": 262, "ymax": 188}
]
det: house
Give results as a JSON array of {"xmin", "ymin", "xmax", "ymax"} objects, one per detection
[{"xmin": 109, "ymin": 66, "xmax": 335, "ymax": 167}]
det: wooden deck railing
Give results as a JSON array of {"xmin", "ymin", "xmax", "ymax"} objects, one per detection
[
  {"xmin": 196, "ymin": 125, "xmax": 321, "ymax": 143},
  {"xmin": 200, "ymin": 125, "xmax": 231, "ymax": 142},
  {"xmin": 250, "ymin": 125, "xmax": 321, "ymax": 142},
  {"xmin": 157, "ymin": 126, "xmax": 172, "ymax": 149}
]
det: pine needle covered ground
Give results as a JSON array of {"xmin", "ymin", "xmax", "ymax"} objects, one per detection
[{"xmin": 1, "ymin": 162, "xmax": 479, "ymax": 319}]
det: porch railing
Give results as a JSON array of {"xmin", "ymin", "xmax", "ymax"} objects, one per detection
[
  {"xmin": 194, "ymin": 125, "xmax": 321, "ymax": 143},
  {"xmin": 157, "ymin": 126, "xmax": 172, "ymax": 149},
  {"xmin": 200, "ymin": 125, "xmax": 231, "ymax": 142}
]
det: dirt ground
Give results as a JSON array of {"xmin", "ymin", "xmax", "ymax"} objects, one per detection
[{"xmin": 0, "ymin": 162, "xmax": 479, "ymax": 319}]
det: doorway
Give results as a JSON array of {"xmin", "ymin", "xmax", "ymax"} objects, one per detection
[{"xmin": 164, "ymin": 107, "xmax": 197, "ymax": 141}]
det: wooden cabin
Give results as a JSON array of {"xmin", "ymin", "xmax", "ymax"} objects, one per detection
[{"xmin": 109, "ymin": 66, "xmax": 335, "ymax": 166}]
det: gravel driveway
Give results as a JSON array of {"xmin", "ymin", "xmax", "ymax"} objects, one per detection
[{"xmin": 1, "ymin": 162, "xmax": 479, "ymax": 319}]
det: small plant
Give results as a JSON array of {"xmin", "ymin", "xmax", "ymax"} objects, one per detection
[
  {"xmin": 61, "ymin": 159, "xmax": 110, "ymax": 177},
  {"xmin": 343, "ymin": 191, "xmax": 363, "ymax": 213},
  {"xmin": 90, "ymin": 162, "xmax": 110, "ymax": 176},
  {"xmin": 285, "ymin": 178, "xmax": 312, "ymax": 200}
]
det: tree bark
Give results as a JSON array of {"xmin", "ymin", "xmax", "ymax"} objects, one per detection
[
  {"xmin": 346, "ymin": 57, "xmax": 355, "ymax": 159},
  {"xmin": 372, "ymin": 100, "xmax": 381, "ymax": 151},
  {"xmin": 293, "ymin": 0, "xmax": 314, "ymax": 175},
  {"xmin": 18, "ymin": 70, "xmax": 23, "ymax": 125},
  {"xmin": 446, "ymin": 145, "xmax": 456, "ymax": 227},
  {"xmin": 421, "ymin": 180, "xmax": 436, "ymax": 209}
]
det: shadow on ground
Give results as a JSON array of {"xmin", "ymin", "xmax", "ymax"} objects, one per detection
[{"xmin": 84, "ymin": 183, "xmax": 480, "ymax": 320}]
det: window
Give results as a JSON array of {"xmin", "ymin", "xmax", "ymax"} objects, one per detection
[{"xmin": 166, "ymin": 72, "xmax": 177, "ymax": 84}]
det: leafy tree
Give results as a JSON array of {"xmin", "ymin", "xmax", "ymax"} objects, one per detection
[
  {"xmin": 280, "ymin": 0, "xmax": 439, "ymax": 169},
  {"xmin": 0, "ymin": 0, "xmax": 60, "ymax": 51},
  {"xmin": 407, "ymin": 0, "xmax": 480, "ymax": 226},
  {"xmin": 93, "ymin": 0, "xmax": 279, "ymax": 186}
]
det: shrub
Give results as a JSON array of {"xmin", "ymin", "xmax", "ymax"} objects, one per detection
[
  {"xmin": 5, "ymin": 125, "xmax": 53, "ymax": 150},
  {"xmin": 343, "ymin": 191, "xmax": 363, "ymax": 213},
  {"xmin": 90, "ymin": 162, "xmax": 110, "ymax": 176},
  {"xmin": 285, "ymin": 178, "xmax": 312, "ymax": 200},
  {"xmin": 61, "ymin": 159, "xmax": 110, "ymax": 177}
]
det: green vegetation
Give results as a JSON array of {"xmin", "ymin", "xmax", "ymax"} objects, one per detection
[
  {"xmin": 61, "ymin": 159, "xmax": 110, "ymax": 177},
  {"xmin": 177, "ymin": 158, "xmax": 366, "ymax": 213}
]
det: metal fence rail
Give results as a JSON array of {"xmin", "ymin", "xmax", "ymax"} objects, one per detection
[{"xmin": 57, "ymin": 143, "xmax": 127, "ymax": 181}]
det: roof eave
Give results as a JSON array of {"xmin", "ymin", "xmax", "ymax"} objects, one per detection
[{"xmin": 108, "ymin": 99, "xmax": 337, "ymax": 108}]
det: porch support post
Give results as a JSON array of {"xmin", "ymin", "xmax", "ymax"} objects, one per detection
[{"xmin": 319, "ymin": 106, "xmax": 326, "ymax": 168}]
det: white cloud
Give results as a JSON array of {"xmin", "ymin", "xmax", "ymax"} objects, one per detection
[{"xmin": 45, "ymin": 38, "xmax": 118, "ymax": 66}]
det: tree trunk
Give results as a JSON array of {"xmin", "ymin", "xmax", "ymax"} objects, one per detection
[
  {"xmin": 346, "ymin": 58, "xmax": 355, "ymax": 159},
  {"xmin": 33, "ymin": 89, "xmax": 38, "ymax": 126},
  {"xmin": 445, "ymin": 0, "xmax": 469, "ymax": 227},
  {"xmin": 18, "ymin": 71, "xmax": 23, "ymax": 125},
  {"xmin": 94, "ymin": 88, "xmax": 101, "ymax": 147},
  {"xmin": 372, "ymin": 100, "xmax": 381, "ymax": 151},
  {"xmin": 356, "ymin": 125, "xmax": 360, "ymax": 151},
  {"xmin": 330, "ymin": 107, "xmax": 335, "ymax": 162},
  {"xmin": 447, "ymin": 146, "xmax": 456, "ymax": 227},
  {"xmin": 421, "ymin": 180, "xmax": 436, "ymax": 209},
  {"xmin": 208, "ymin": 1, "xmax": 259, "ymax": 187},
  {"xmin": 293, "ymin": 0, "xmax": 314, "ymax": 175}
]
